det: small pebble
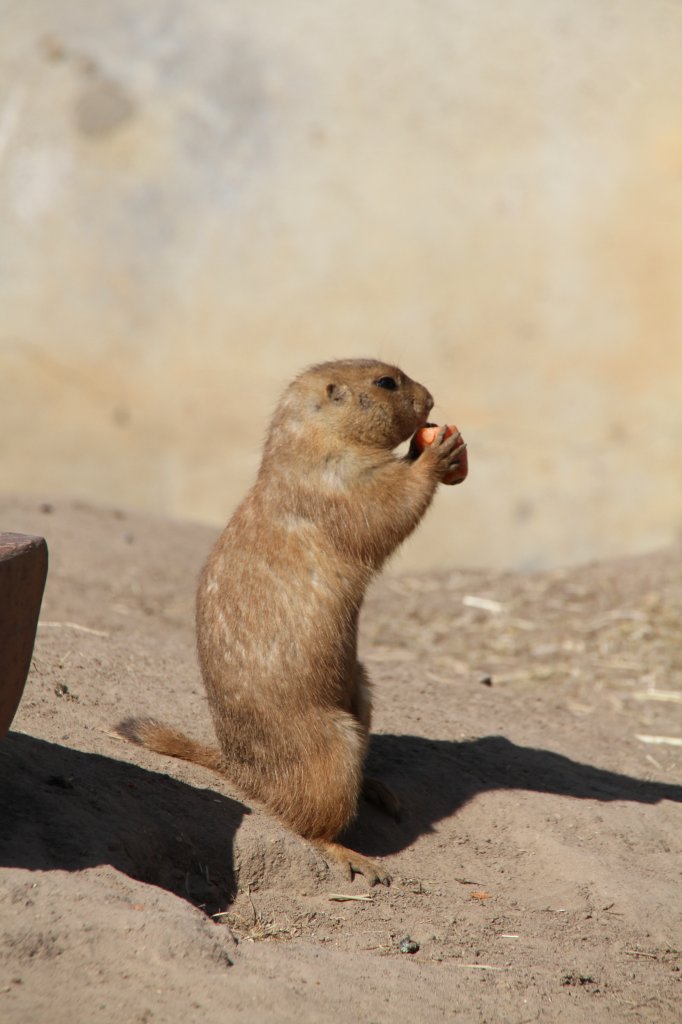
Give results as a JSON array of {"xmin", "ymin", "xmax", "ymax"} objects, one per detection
[
  {"xmin": 399, "ymin": 937, "xmax": 419, "ymax": 954},
  {"xmin": 46, "ymin": 775, "xmax": 74, "ymax": 790}
]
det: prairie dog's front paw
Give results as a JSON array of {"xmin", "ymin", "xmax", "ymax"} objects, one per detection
[{"xmin": 410, "ymin": 423, "xmax": 468, "ymax": 485}]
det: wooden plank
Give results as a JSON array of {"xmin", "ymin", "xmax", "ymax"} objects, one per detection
[{"xmin": 0, "ymin": 533, "xmax": 48, "ymax": 738}]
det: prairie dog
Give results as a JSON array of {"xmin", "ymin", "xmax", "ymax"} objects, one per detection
[{"xmin": 118, "ymin": 359, "xmax": 465, "ymax": 885}]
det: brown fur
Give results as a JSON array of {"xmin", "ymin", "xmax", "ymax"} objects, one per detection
[{"xmin": 117, "ymin": 359, "xmax": 465, "ymax": 885}]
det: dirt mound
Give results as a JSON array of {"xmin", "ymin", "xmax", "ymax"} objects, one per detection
[{"xmin": 1, "ymin": 496, "xmax": 680, "ymax": 1022}]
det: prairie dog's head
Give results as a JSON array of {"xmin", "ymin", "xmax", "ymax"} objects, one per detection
[{"xmin": 267, "ymin": 359, "xmax": 434, "ymax": 455}]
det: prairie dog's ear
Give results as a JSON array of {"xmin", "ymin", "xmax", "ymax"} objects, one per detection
[{"xmin": 326, "ymin": 382, "xmax": 351, "ymax": 403}]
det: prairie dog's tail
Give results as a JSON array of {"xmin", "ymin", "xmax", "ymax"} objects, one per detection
[{"xmin": 116, "ymin": 717, "xmax": 224, "ymax": 774}]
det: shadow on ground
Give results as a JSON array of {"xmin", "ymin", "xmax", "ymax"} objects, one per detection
[
  {"xmin": 0, "ymin": 731, "xmax": 246, "ymax": 915},
  {"xmin": 3, "ymin": 730, "xmax": 680, "ymax": 902},
  {"xmin": 348, "ymin": 733, "xmax": 682, "ymax": 856}
]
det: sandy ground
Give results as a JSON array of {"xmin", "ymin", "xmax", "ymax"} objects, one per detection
[{"xmin": 1, "ymin": 495, "xmax": 681, "ymax": 1023}]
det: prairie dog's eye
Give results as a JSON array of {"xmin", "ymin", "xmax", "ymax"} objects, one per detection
[{"xmin": 373, "ymin": 376, "xmax": 398, "ymax": 391}]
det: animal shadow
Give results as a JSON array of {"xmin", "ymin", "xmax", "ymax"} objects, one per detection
[
  {"xmin": 4, "ymin": 730, "xmax": 680, "ymax": 898},
  {"xmin": 0, "ymin": 731, "xmax": 247, "ymax": 915},
  {"xmin": 347, "ymin": 733, "xmax": 682, "ymax": 857}
]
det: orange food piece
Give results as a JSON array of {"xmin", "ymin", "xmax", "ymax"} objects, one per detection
[
  {"xmin": 413, "ymin": 422, "xmax": 468, "ymax": 485},
  {"xmin": 415, "ymin": 423, "xmax": 455, "ymax": 447}
]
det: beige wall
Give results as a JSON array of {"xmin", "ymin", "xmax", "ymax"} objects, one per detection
[{"xmin": 2, "ymin": 1, "xmax": 681, "ymax": 570}]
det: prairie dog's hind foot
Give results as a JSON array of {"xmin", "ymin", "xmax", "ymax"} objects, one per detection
[
  {"xmin": 316, "ymin": 840, "xmax": 392, "ymax": 886},
  {"xmin": 362, "ymin": 776, "xmax": 401, "ymax": 822}
]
